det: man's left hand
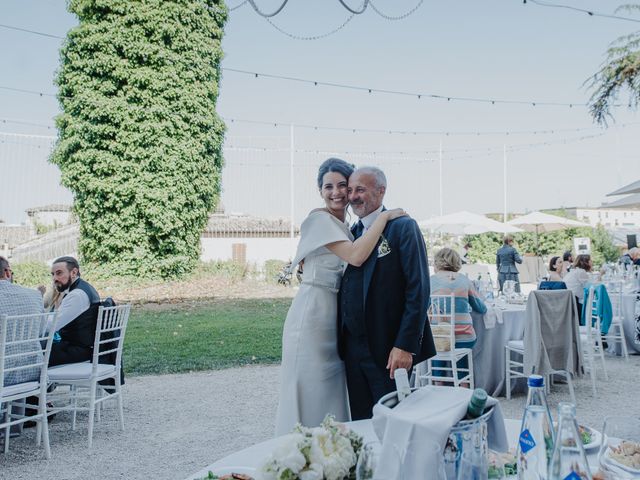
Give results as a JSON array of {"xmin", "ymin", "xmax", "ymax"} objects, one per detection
[{"xmin": 386, "ymin": 347, "xmax": 413, "ymax": 379}]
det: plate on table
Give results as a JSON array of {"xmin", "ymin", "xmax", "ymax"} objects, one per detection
[
  {"xmin": 579, "ymin": 425, "xmax": 602, "ymax": 451},
  {"xmin": 601, "ymin": 442, "xmax": 640, "ymax": 474},
  {"xmin": 199, "ymin": 467, "xmax": 257, "ymax": 480}
]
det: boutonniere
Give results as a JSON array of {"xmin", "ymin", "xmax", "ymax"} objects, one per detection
[{"xmin": 377, "ymin": 235, "xmax": 391, "ymax": 258}]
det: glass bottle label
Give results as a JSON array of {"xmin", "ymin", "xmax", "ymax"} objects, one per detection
[
  {"xmin": 563, "ymin": 472, "xmax": 581, "ymax": 480},
  {"xmin": 519, "ymin": 429, "xmax": 536, "ymax": 453}
]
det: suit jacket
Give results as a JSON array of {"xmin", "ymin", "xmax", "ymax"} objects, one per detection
[
  {"xmin": 338, "ymin": 215, "xmax": 436, "ymax": 369},
  {"xmin": 496, "ymin": 244, "xmax": 522, "ymax": 274}
]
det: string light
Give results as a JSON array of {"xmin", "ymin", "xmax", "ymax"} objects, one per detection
[
  {"xmin": 223, "ymin": 68, "xmax": 588, "ymax": 107},
  {"xmin": 264, "ymin": 14, "xmax": 356, "ymax": 41},
  {"xmin": 522, "ymin": 0, "xmax": 640, "ymax": 24},
  {"xmin": 4, "ymin": 115, "xmax": 637, "ymax": 138}
]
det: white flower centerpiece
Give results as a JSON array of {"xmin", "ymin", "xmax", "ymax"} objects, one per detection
[{"xmin": 260, "ymin": 416, "xmax": 364, "ymax": 480}]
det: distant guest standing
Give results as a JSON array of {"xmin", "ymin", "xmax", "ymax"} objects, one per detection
[
  {"xmin": 496, "ymin": 235, "xmax": 522, "ymax": 293},
  {"xmin": 459, "ymin": 242, "xmax": 471, "ymax": 264}
]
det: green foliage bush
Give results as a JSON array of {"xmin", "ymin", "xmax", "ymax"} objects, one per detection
[
  {"xmin": 464, "ymin": 225, "xmax": 620, "ymax": 267},
  {"xmin": 193, "ymin": 260, "xmax": 247, "ymax": 281},
  {"xmin": 11, "ymin": 262, "xmax": 50, "ymax": 289},
  {"xmin": 51, "ymin": 0, "xmax": 227, "ymax": 279},
  {"xmin": 263, "ymin": 259, "xmax": 287, "ymax": 283}
]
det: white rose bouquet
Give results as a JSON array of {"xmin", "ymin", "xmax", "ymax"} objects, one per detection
[{"xmin": 260, "ymin": 416, "xmax": 363, "ymax": 480}]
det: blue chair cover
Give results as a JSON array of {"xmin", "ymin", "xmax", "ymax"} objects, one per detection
[
  {"xmin": 581, "ymin": 284, "xmax": 612, "ymax": 334},
  {"xmin": 538, "ymin": 281, "xmax": 567, "ymax": 290}
]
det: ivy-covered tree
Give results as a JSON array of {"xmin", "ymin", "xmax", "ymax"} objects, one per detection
[
  {"xmin": 51, "ymin": 0, "xmax": 226, "ymax": 277},
  {"xmin": 588, "ymin": 4, "xmax": 640, "ymax": 124}
]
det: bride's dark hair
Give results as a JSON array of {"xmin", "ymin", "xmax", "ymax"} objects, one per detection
[{"xmin": 316, "ymin": 158, "xmax": 355, "ymax": 189}]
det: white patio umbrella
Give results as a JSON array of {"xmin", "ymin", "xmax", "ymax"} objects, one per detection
[
  {"xmin": 418, "ymin": 210, "xmax": 523, "ymax": 235},
  {"xmin": 506, "ymin": 211, "xmax": 589, "ymax": 234},
  {"xmin": 507, "ymin": 211, "xmax": 589, "ymax": 278}
]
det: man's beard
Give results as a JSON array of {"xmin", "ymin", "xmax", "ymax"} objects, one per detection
[{"xmin": 55, "ymin": 278, "xmax": 73, "ymax": 292}]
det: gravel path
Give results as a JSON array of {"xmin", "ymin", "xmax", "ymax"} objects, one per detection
[{"xmin": 1, "ymin": 355, "xmax": 639, "ymax": 480}]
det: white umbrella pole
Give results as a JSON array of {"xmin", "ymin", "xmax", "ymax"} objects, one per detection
[
  {"xmin": 439, "ymin": 139, "xmax": 443, "ymax": 216},
  {"xmin": 503, "ymin": 144, "xmax": 507, "ymax": 222}
]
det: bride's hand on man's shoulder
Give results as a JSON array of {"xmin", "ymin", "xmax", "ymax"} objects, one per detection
[{"xmin": 384, "ymin": 208, "xmax": 408, "ymax": 221}]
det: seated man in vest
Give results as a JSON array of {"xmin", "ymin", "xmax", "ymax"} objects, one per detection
[{"xmin": 48, "ymin": 256, "xmax": 101, "ymax": 366}]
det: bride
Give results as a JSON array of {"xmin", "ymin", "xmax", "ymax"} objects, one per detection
[{"xmin": 275, "ymin": 158, "xmax": 405, "ymax": 435}]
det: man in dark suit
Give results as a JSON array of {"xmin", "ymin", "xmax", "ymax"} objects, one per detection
[
  {"xmin": 496, "ymin": 235, "xmax": 523, "ymax": 293},
  {"xmin": 338, "ymin": 166, "xmax": 436, "ymax": 420}
]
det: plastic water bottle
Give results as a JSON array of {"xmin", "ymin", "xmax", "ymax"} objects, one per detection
[
  {"xmin": 548, "ymin": 403, "xmax": 592, "ymax": 480},
  {"xmin": 525, "ymin": 375, "xmax": 556, "ymax": 440},
  {"xmin": 394, "ymin": 367, "xmax": 411, "ymax": 402},
  {"xmin": 517, "ymin": 405, "xmax": 555, "ymax": 479}
]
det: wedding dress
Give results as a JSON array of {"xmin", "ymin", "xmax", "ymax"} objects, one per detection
[{"xmin": 275, "ymin": 211, "xmax": 352, "ymax": 435}]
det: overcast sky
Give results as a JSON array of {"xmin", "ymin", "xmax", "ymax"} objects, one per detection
[{"xmin": 2, "ymin": 0, "xmax": 640, "ymax": 224}]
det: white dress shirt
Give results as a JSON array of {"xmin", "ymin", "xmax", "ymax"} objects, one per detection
[
  {"xmin": 49, "ymin": 286, "xmax": 90, "ymax": 332},
  {"xmin": 563, "ymin": 267, "xmax": 590, "ymax": 303},
  {"xmin": 359, "ymin": 205, "xmax": 384, "ymax": 233}
]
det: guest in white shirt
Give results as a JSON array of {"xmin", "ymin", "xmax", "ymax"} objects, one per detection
[
  {"xmin": 48, "ymin": 256, "xmax": 101, "ymax": 366},
  {"xmin": 563, "ymin": 254, "xmax": 592, "ymax": 321}
]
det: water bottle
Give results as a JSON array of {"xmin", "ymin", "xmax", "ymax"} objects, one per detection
[
  {"xmin": 517, "ymin": 405, "xmax": 555, "ymax": 479},
  {"xmin": 485, "ymin": 274, "xmax": 495, "ymax": 301},
  {"xmin": 525, "ymin": 375, "xmax": 556, "ymax": 440},
  {"xmin": 547, "ymin": 403, "xmax": 592, "ymax": 480},
  {"xmin": 394, "ymin": 367, "xmax": 411, "ymax": 402}
]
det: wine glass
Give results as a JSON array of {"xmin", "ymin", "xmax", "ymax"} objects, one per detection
[
  {"xmin": 503, "ymin": 280, "xmax": 515, "ymax": 302},
  {"xmin": 598, "ymin": 416, "xmax": 640, "ymax": 479}
]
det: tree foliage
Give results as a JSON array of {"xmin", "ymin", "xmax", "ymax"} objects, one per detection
[
  {"xmin": 464, "ymin": 225, "xmax": 620, "ymax": 267},
  {"xmin": 588, "ymin": 4, "xmax": 640, "ymax": 124},
  {"xmin": 51, "ymin": 0, "xmax": 227, "ymax": 278}
]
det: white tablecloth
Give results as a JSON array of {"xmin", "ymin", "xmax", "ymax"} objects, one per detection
[
  {"xmin": 618, "ymin": 293, "xmax": 640, "ymax": 354},
  {"xmin": 185, "ymin": 418, "xmax": 600, "ymax": 480},
  {"xmin": 471, "ymin": 304, "xmax": 527, "ymax": 396}
]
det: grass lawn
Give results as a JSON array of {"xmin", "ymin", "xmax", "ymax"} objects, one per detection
[{"xmin": 123, "ymin": 298, "xmax": 291, "ymax": 375}]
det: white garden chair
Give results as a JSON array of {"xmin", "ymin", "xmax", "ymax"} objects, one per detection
[
  {"xmin": 47, "ymin": 304, "xmax": 131, "ymax": 448},
  {"xmin": 505, "ymin": 290, "xmax": 577, "ymax": 404},
  {"xmin": 417, "ymin": 294, "xmax": 474, "ymax": 389},
  {"xmin": 0, "ymin": 312, "xmax": 56, "ymax": 459},
  {"xmin": 605, "ymin": 282, "xmax": 629, "ymax": 360},
  {"xmin": 580, "ymin": 287, "xmax": 608, "ymax": 396}
]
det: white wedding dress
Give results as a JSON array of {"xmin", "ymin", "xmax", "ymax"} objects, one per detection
[{"xmin": 275, "ymin": 211, "xmax": 352, "ymax": 435}]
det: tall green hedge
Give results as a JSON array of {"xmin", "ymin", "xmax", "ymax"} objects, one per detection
[{"xmin": 51, "ymin": 0, "xmax": 227, "ymax": 278}]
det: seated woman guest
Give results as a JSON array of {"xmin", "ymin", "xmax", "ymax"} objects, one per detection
[
  {"xmin": 563, "ymin": 254, "xmax": 592, "ymax": 321},
  {"xmin": 547, "ymin": 256, "xmax": 564, "ymax": 281},
  {"xmin": 429, "ymin": 248, "xmax": 487, "ymax": 382}
]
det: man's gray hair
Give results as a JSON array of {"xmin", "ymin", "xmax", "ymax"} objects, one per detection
[{"xmin": 355, "ymin": 166, "xmax": 387, "ymax": 188}]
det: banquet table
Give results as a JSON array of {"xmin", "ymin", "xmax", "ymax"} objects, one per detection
[
  {"xmin": 471, "ymin": 304, "xmax": 527, "ymax": 397},
  {"xmin": 614, "ymin": 293, "xmax": 640, "ymax": 355},
  {"xmin": 185, "ymin": 418, "xmax": 601, "ymax": 480}
]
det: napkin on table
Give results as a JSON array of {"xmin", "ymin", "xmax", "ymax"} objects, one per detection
[{"xmin": 371, "ymin": 386, "xmax": 508, "ymax": 480}]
